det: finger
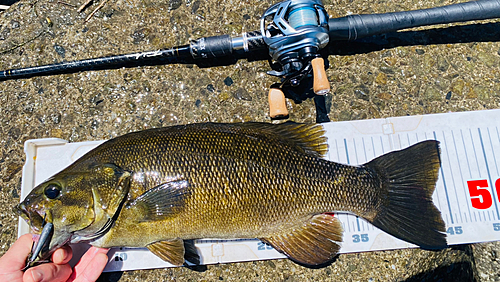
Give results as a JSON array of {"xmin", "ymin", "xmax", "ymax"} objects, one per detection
[
  {"xmin": 73, "ymin": 247, "xmax": 109, "ymax": 273},
  {"xmin": 23, "ymin": 262, "xmax": 72, "ymax": 282},
  {"xmin": 68, "ymin": 247, "xmax": 109, "ymax": 282},
  {"xmin": 0, "ymin": 234, "xmax": 33, "ymax": 270},
  {"xmin": 70, "ymin": 252, "xmax": 109, "ymax": 282},
  {"xmin": 52, "ymin": 245, "xmax": 73, "ymax": 265}
]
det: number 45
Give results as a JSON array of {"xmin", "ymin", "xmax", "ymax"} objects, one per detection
[
  {"xmin": 446, "ymin": 226, "xmax": 463, "ymax": 235},
  {"xmin": 467, "ymin": 179, "xmax": 500, "ymax": 210}
]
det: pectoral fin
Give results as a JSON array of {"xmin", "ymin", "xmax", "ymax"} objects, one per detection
[
  {"xmin": 261, "ymin": 214, "xmax": 343, "ymax": 266},
  {"xmin": 127, "ymin": 180, "xmax": 190, "ymax": 221},
  {"xmin": 147, "ymin": 239, "xmax": 185, "ymax": 266}
]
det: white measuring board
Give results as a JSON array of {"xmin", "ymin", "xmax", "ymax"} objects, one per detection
[
  {"xmin": 323, "ymin": 109, "xmax": 500, "ymax": 253},
  {"xmin": 18, "ymin": 109, "xmax": 500, "ymax": 271}
]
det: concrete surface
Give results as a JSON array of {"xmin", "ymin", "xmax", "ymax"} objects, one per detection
[{"xmin": 0, "ymin": 0, "xmax": 499, "ymax": 281}]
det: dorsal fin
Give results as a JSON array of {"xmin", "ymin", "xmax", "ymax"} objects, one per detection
[{"xmin": 236, "ymin": 122, "xmax": 328, "ymax": 158}]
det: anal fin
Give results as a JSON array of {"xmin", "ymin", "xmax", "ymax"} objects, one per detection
[
  {"xmin": 261, "ymin": 214, "xmax": 343, "ymax": 266},
  {"xmin": 147, "ymin": 239, "xmax": 185, "ymax": 266}
]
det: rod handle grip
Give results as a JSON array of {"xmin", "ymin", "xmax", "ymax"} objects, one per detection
[
  {"xmin": 268, "ymin": 88, "xmax": 289, "ymax": 118},
  {"xmin": 311, "ymin": 57, "xmax": 330, "ymax": 95}
]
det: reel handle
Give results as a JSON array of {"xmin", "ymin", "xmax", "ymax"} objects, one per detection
[
  {"xmin": 268, "ymin": 88, "xmax": 289, "ymax": 118},
  {"xmin": 311, "ymin": 57, "xmax": 330, "ymax": 95}
]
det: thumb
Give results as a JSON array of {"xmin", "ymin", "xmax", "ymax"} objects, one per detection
[{"xmin": 0, "ymin": 234, "xmax": 33, "ymax": 270}]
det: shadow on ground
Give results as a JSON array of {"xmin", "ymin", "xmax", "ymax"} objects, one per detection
[{"xmin": 404, "ymin": 245, "xmax": 478, "ymax": 282}]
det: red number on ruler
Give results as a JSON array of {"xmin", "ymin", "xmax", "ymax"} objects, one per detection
[
  {"xmin": 496, "ymin": 179, "xmax": 500, "ymax": 203},
  {"xmin": 467, "ymin": 179, "xmax": 493, "ymax": 209}
]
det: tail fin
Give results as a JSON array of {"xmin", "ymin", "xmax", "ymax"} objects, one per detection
[{"xmin": 364, "ymin": 140, "xmax": 447, "ymax": 249}]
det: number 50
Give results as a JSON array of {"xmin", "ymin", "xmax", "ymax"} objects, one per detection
[{"xmin": 467, "ymin": 179, "xmax": 500, "ymax": 209}]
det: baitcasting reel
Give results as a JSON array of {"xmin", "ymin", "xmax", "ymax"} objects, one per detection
[{"xmin": 260, "ymin": 0, "xmax": 331, "ymax": 119}]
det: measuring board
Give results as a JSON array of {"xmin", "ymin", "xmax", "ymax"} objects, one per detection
[{"xmin": 18, "ymin": 109, "xmax": 500, "ymax": 271}]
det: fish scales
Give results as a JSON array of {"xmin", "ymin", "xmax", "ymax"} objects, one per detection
[
  {"xmin": 16, "ymin": 122, "xmax": 447, "ymax": 267},
  {"xmin": 91, "ymin": 124, "xmax": 379, "ymax": 245}
]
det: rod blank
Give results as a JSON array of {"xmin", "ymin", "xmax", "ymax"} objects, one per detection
[{"xmin": 328, "ymin": 0, "xmax": 500, "ymax": 40}]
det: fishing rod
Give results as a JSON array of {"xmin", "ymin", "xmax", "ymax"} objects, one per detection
[{"xmin": 1, "ymin": 0, "xmax": 500, "ymax": 121}]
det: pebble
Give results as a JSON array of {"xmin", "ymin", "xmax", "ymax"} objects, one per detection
[
  {"xmin": 474, "ymin": 85, "xmax": 490, "ymax": 101},
  {"xmin": 424, "ymin": 85, "xmax": 442, "ymax": 102},
  {"xmin": 168, "ymin": 0, "xmax": 183, "ymax": 11},
  {"xmin": 224, "ymin": 77, "xmax": 234, "ymax": 86},
  {"xmin": 207, "ymin": 84, "xmax": 216, "ymax": 92},
  {"xmin": 437, "ymin": 57, "xmax": 449, "ymax": 72},
  {"xmin": 477, "ymin": 51, "xmax": 497, "ymax": 68},
  {"xmin": 232, "ymin": 88, "xmax": 252, "ymax": 101},
  {"xmin": 9, "ymin": 20, "xmax": 19, "ymax": 29},
  {"xmin": 2, "ymin": 162, "xmax": 22, "ymax": 182},
  {"xmin": 415, "ymin": 49, "xmax": 425, "ymax": 55},
  {"xmin": 375, "ymin": 73, "xmax": 387, "ymax": 85},
  {"xmin": 354, "ymin": 85, "xmax": 370, "ymax": 101},
  {"xmin": 377, "ymin": 92, "xmax": 392, "ymax": 100},
  {"xmin": 54, "ymin": 45, "xmax": 66, "ymax": 58}
]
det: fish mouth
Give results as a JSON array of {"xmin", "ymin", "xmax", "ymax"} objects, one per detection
[
  {"xmin": 15, "ymin": 202, "xmax": 45, "ymax": 234},
  {"xmin": 15, "ymin": 202, "xmax": 56, "ymax": 270}
]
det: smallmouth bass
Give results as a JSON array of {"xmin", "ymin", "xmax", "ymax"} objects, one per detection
[{"xmin": 16, "ymin": 122, "xmax": 447, "ymax": 267}]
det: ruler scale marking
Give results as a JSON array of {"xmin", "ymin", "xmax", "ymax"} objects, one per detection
[
  {"xmin": 371, "ymin": 137, "xmax": 376, "ymax": 160},
  {"xmin": 452, "ymin": 130, "xmax": 473, "ymax": 222},
  {"xmin": 335, "ymin": 139, "xmax": 340, "ymax": 162},
  {"xmin": 461, "ymin": 129, "xmax": 473, "ymax": 179},
  {"xmin": 434, "ymin": 131, "xmax": 454, "ymax": 224},
  {"xmin": 487, "ymin": 127, "xmax": 499, "ymax": 176},
  {"xmin": 362, "ymin": 137, "xmax": 367, "ymax": 163},
  {"xmin": 443, "ymin": 131, "xmax": 463, "ymax": 222},
  {"xmin": 470, "ymin": 128, "xmax": 483, "ymax": 178},
  {"xmin": 353, "ymin": 138, "xmax": 359, "ymax": 164},
  {"xmin": 487, "ymin": 127, "xmax": 500, "ymax": 221},
  {"xmin": 344, "ymin": 214, "xmax": 351, "ymax": 233},
  {"xmin": 344, "ymin": 139, "xmax": 350, "ymax": 165}
]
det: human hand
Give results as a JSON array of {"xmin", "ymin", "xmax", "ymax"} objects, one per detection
[{"xmin": 0, "ymin": 234, "xmax": 109, "ymax": 282}]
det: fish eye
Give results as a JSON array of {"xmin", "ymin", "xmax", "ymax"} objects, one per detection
[{"xmin": 44, "ymin": 184, "xmax": 61, "ymax": 199}]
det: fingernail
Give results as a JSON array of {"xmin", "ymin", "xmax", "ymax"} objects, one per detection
[
  {"xmin": 31, "ymin": 269, "xmax": 43, "ymax": 282},
  {"xmin": 92, "ymin": 246, "xmax": 109, "ymax": 255}
]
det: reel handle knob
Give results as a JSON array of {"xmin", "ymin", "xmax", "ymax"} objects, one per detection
[
  {"xmin": 268, "ymin": 88, "xmax": 289, "ymax": 118},
  {"xmin": 311, "ymin": 57, "xmax": 330, "ymax": 95}
]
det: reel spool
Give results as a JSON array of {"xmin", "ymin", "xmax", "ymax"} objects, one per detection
[{"xmin": 260, "ymin": 0, "xmax": 331, "ymax": 118}]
